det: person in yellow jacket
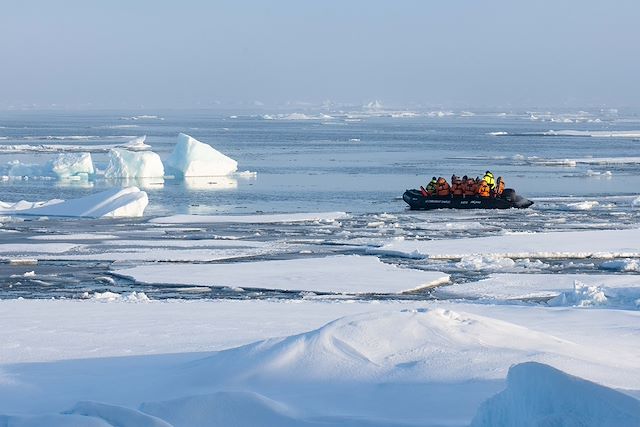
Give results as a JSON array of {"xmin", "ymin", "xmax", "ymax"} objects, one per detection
[{"xmin": 483, "ymin": 171, "xmax": 495, "ymax": 190}]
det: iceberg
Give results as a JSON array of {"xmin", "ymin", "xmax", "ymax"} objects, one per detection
[
  {"xmin": 0, "ymin": 187, "xmax": 148, "ymax": 218},
  {"xmin": 105, "ymin": 148, "xmax": 164, "ymax": 178},
  {"xmin": 165, "ymin": 133, "xmax": 237, "ymax": 177},
  {"xmin": 50, "ymin": 152, "xmax": 94, "ymax": 179}
]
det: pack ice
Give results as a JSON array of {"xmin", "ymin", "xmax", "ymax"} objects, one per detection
[
  {"xmin": 0, "ymin": 187, "xmax": 148, "ymax": 218},
  {"xmin": 165, "ymin": 133, "xmax": 238, "ymax": 177}
]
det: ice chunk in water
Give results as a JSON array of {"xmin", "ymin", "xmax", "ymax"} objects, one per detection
[
  {"xmin": 165, "ymin": 133, "xmax": 237, "ymax": 177},
  {"xmin": 105, "ymin": 148, "xmax": 164, "ymax": 178}
]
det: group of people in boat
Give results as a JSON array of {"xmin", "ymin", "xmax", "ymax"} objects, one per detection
[{"xmin": 421, "ymin": 170, "xmax": 506, "ymax": 198}]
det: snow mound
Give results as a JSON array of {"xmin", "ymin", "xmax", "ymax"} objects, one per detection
[
  {"xmin": 0, "ymin": 413, "xmax": 112, "ymax": 426},
  {"xmin": 105, "ymin": 148, "xmax": 164, "ymax": 178},
  {"xmin": 69, "ymin": 401, "xmax": 172, "ymax": 427},
  {"xmin": 185, "ymin": 308, "xmax": 582, "ymax": 384},
  {"xmin": 2, "ymin": 187, "xmax": 148, "ymax": 218},
  {"xmin": 165, "ymin": 133, "xmax": 237, "ymax": 177},
  {"xmin": 51, "ymin": 153, "xmax": 94, "ymax": 179},
  {"xmin": 141, "ymin": 391, "xmax": 302, "ymax": 427},
  {"xmin": 471, "ymin": 362, "xmax": 640, "ymax": 427}
]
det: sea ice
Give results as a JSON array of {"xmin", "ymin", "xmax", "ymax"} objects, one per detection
[
  {"xmin": 105, "ymin": 148, "xmax": 165, "ymax": 178},
  {"xmin": 373, "ymin": 229, "xmax": 640, "ymax": 260},
  {"xmin": 151, "ymin": 211, "xmax": 349, "ymax": 224},
  {"xmin": 0, "ymin": 187, "xmax": 148, "ymax": 218},
  {"xmin": 116, "ymin": 255, "xmax": 450, "ymax": 294},
  {"xmin": 165, "ymin": 133, "xmax": 237, "ymax": 177}
]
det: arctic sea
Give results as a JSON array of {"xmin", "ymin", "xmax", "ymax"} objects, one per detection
[{"xmin": 1, "ymin": 108, "xmax": 640, "ymax": 299}]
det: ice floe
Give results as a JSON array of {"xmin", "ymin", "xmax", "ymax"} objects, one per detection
[
  {"xmin": 0, "ymin": 187, "xmax": 148, "ymax": 218},
  {"xmin": 373, "ymin": 228, "xmax": 640, "ymax": 259},
  {"xmin": 151, "ymin": 211, "xmax": 349, "ymax": 224},
  {"xmin": 490, "ymin": 129, "xmax": 640, "ymax": 138},
  {"xmin": 601, "ymin": 258, "xmax": 640, "ymax": 272},
  {"xmin": 117, "ymin": 255, "xmax": 450, "ymax": 294},
  {"xmin": 50, "ymin": 152, "xmax": 95, "ymax": 179},
  {"xmin": 471, "ymin": 362, "xmax": 640, "ymax": 427},
  {"xmin": 165, "ymin": 133, "xmax": 237, "ymax": 177},
  {"xmin": 435, "ymin": 273, "xmax": 640, "ymax": 308}
]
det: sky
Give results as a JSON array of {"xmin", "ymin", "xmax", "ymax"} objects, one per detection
[{"xmin": 1, "ymin": 0, "xmax": 639, "ymax": 110}]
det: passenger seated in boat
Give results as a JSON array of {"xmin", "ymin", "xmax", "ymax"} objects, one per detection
[
  {"xmin": 436, "ymin": 177, "xmax": 451, "ymax": 196},
  {"xmin": 483, "ymin": 170, "xmax": 495, "ymax": 190},
  {"xmin": 451, "ymin": 176, "xmax": 464, "ymax": 197},
  {"xmin": 463, "ymin": 177, "xmax": 477, "ymax": 196},
  {"xmin": 425, "ymin": 177, "xmax": 437, "ymax": 195},
  {"xmin": 477, "ymin": 179, "xmax": 491, "ymax": 197},
  {"xmin": 494, "ymin": 176, "xmax": 505, "ymax": 197}
]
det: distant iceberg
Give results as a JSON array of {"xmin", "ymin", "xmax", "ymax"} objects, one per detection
[{"xmin": 165, "ymin": 133, "xmax": 237, "ymax": 177}]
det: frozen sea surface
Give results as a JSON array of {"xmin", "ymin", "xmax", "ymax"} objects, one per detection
[{"xmin": 1, "ymin": 109, "xmax": 640, "ymax": 300}]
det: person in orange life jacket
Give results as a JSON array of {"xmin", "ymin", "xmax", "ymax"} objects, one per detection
[
  {"xmin": 477, "ymin": 179, "xmax": 491, "ymax": 197},
  {"xmin": 451, "ymin": 175, "xmax": 464, "ymax": 197},
  {"xmin": 494, "ymin": 176, "xmax": 505, "ymax": 196},
  {"xmin": 436, "ymin": 177, "xmax": 451, "ymax": 196},
  {"xmin": 463, "ymin": 176, "xmax": 477, "ymax": 196}
]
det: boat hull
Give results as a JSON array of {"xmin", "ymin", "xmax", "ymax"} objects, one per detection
[{"xmin": 402, "ymin": 189, "xmax": 533, "ymax": 210}]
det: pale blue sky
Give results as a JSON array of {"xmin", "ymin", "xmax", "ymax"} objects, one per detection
[{"xmin": 1, "ymin": 0, "xmax": 638, "ymax": 109}]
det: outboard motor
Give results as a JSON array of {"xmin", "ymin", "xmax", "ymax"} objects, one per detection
[{"xmin": 502, "ymin": 188, "xmax": 517, "ymax": 202}]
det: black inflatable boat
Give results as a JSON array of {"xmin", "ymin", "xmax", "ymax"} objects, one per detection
[{"xmin": 403, "ymin": 188, "xmax": 534, "ymax": 210}]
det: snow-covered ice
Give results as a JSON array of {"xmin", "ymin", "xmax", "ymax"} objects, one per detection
[
  {"xmin": 435, "ymin": 273, "xmax": 640, "ymax": 308},
  {"xmin": 373, "ymin": 228, "xmax": 640, "ymax": 259},
  {"xmin": 0, "ymin": 300, "xmax": 638, "ymax": 426},
  {"xmin": 471, "ymin": 362, "xmax": 640, "ymax": 427},
  {"xmin": 151, "ymin": 211, "xmax": 349, "ymax": 224},
  {"xmin": 117, "ymin": 255, "xmax": 450, "ymax": 294},
  {"xmin": 0, "ymin": 187, "xmax": 148, "ymax": 218},
  {"xmin": 165, "ymin": 133, "xmax": 237, "ymax": 177}
]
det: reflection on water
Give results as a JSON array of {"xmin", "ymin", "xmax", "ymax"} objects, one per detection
[
  {"xmin": 184, "ymin": 176, "xmax": 238, "ymax": 190},
  {"xmin": 103, "ymin": 177, "xmax": 165, "ymax": 189}
]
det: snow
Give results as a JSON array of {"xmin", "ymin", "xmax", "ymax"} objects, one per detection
[
  {"xmin": 151, "ymin": 211, "xmax": 349, "ymax": 224},
  {"xmin": 105, "ymin": 148, "xmax": 165, "ymax": 178},
  {"xmin": 165, "ymin": 133, "xmax": 237, "ymax": 177},
  {"xmin": 471, "ymin": 362, "xmax": 640, "ymax": 427},
  {"xmin": 373, "ymin": 228, "xmax": 640, "ymax": 259},
  {"xmin": 117, "ymin": 255, "xmax": 450, "ymax": 294},
  {"xmin": 0, "ymin": 300, "xmax": 638, "ymax": 426},
  {"xmin": 565, "ymin": 200, "xmax": 600, "ymax": 210},
  {"xmin": 89, "ymin": 291, "xmax": 151, "ymax": 303},
  {"xmin": 0, "ymin": 187, "xmax": 148, "ymax": 218}
]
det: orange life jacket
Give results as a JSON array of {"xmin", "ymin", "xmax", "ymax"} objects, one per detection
[
  {"xmin": 463, "ymin": 179, "xmax": 477, "ymax": 196},
  {"xmin": 451, "ymin": 179, "xmax": 464, "ymax": 196},
  {"xmin": 477, "ymin": 179, "xmax": 490, "ymax": 197},
  {"xmin": 496, "ymin": 178, "xmax": 505, "ymax": 196},
  {"xmin": 436, "ymin": 178, "xmax": 451, "ymax": 196}
]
